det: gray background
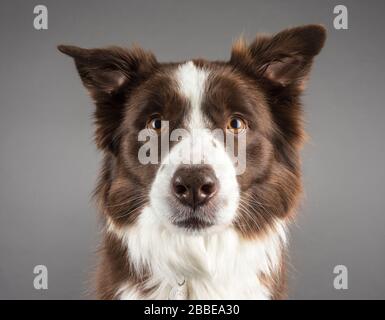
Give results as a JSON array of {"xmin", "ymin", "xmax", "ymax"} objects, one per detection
[{"xmin": 0, "ymin": 0, "xmax": 384, "ymax": 299}]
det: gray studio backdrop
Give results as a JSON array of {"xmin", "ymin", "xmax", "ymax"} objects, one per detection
[{"xmin": 0, "ymin": 0, "xmax": 384, "ymax": 299}]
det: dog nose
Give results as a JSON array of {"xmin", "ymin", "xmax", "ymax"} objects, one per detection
[{"xmin": 171, "ymin": 165, "xmax": 218, "ymax": 209}]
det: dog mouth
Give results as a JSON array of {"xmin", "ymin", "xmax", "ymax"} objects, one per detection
[
  {"xmin": 167, "ymin": 196, "xmax": 218, "ymax": 231},
  {"xmin": 173, "ymin": 216, "xmax": 215, "ymax": 230}
]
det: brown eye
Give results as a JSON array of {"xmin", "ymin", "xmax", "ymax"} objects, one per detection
[
  {"xmin": 227, "ymin": 117, "xmax": 247, "ymax": 133},
  {"xmin": 146, "ymin": 116, "xmax": 162, "ymax": 132}
]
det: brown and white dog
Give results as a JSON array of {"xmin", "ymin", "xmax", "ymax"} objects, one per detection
[{"xmin": 59, "ymin": 24, "xmax": 326, "ymax": 300}]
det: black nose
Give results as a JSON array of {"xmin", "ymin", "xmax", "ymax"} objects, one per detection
[{"xmin": 171, "ymin": 165, "xmax": 218, "ymax": 209}]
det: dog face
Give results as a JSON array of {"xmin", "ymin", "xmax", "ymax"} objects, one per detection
[{"xmin": 59, "ymin": 25, "xmax": 325, "ymax": 238}]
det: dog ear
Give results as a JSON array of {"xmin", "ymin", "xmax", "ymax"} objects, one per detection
[
  {"xmin": 230, "ymin": 25, "xmax": 326, "ymax": 89},
  {"xmin": 58, "ymin": 45, "xmax": 158, "ymax": 97},
  {"xmin": 58, "ymin": 45, "xmax": 158, "ymax": 153}
]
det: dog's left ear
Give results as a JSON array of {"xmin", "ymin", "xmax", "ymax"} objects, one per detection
[{"xmin": 230, "ymin": 25, "xmax": 326, "ymax": 89}]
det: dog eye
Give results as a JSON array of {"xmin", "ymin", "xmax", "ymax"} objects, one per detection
[
  {"xmin": 147, "ymin": 116, "xmax": 162, "ymax": 132},
  {"xmin": 227, "ymin": 117, "xmax": 247, "ymax": 133}
]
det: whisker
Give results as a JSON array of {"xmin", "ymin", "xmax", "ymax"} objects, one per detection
[
  {"xmin": 113, "ymin": 199, "xmax": 148, "ymax": 219},
  {"xmin": 105, "ymin": 194, "xmax": 149, "ymax": 208}
]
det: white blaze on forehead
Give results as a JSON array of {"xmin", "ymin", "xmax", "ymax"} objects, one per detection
[{"xmin": 175, "ymin": 61, "xmax": 209, "ymax": 130}]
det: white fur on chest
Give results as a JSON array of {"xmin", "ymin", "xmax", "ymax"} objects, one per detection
[{"xmin": 107, "ymin": 207, "xmax": 287, "ymax": 300}]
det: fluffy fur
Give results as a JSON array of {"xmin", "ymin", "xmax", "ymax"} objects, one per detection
[{"xmin": 58, "ymin": 24, "xmax": 326, "ymax": 299}]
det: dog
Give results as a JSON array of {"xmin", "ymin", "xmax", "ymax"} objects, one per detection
[{"xmin": 58, "ymin": 24, "xmax": 326, "ymax": 299}]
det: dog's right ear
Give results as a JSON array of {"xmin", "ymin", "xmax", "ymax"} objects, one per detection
[
  {"xmin": 58, "ymin": 45, "xmax": 158, "ymax": 153},
  {"xmin": 58, "ymin": 45, "xmax": 158, "ymax": 98}
]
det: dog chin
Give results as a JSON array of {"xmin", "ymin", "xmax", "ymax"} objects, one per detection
[
  {"xmin": 162, "ymin": 196, "xmax": 231, "ymax": 233},
  {"xmin": 173, "ymin": 216, "xmax": 214, "ymax": 231},
  {"xmin": 168, "ymin": 219, "xmax": 231, "ymax": 235},
  {"xmin": 165, "ymin": 210, "xmax": 233, "ymax": 235}
]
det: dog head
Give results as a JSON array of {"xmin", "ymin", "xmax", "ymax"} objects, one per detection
[{"xmin": 59, "ymin": 25, "xmax": 325, "ymax": 238}]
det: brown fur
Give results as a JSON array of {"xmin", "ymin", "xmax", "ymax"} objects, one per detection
[{"xmin": 58, "ymin": 24, "xmax": 326, "ymax": 299}]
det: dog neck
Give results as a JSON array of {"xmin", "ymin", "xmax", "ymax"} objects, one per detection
[{"xmin": 104, "ymin": 206, "xmax": 287, "ymax": 300}]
